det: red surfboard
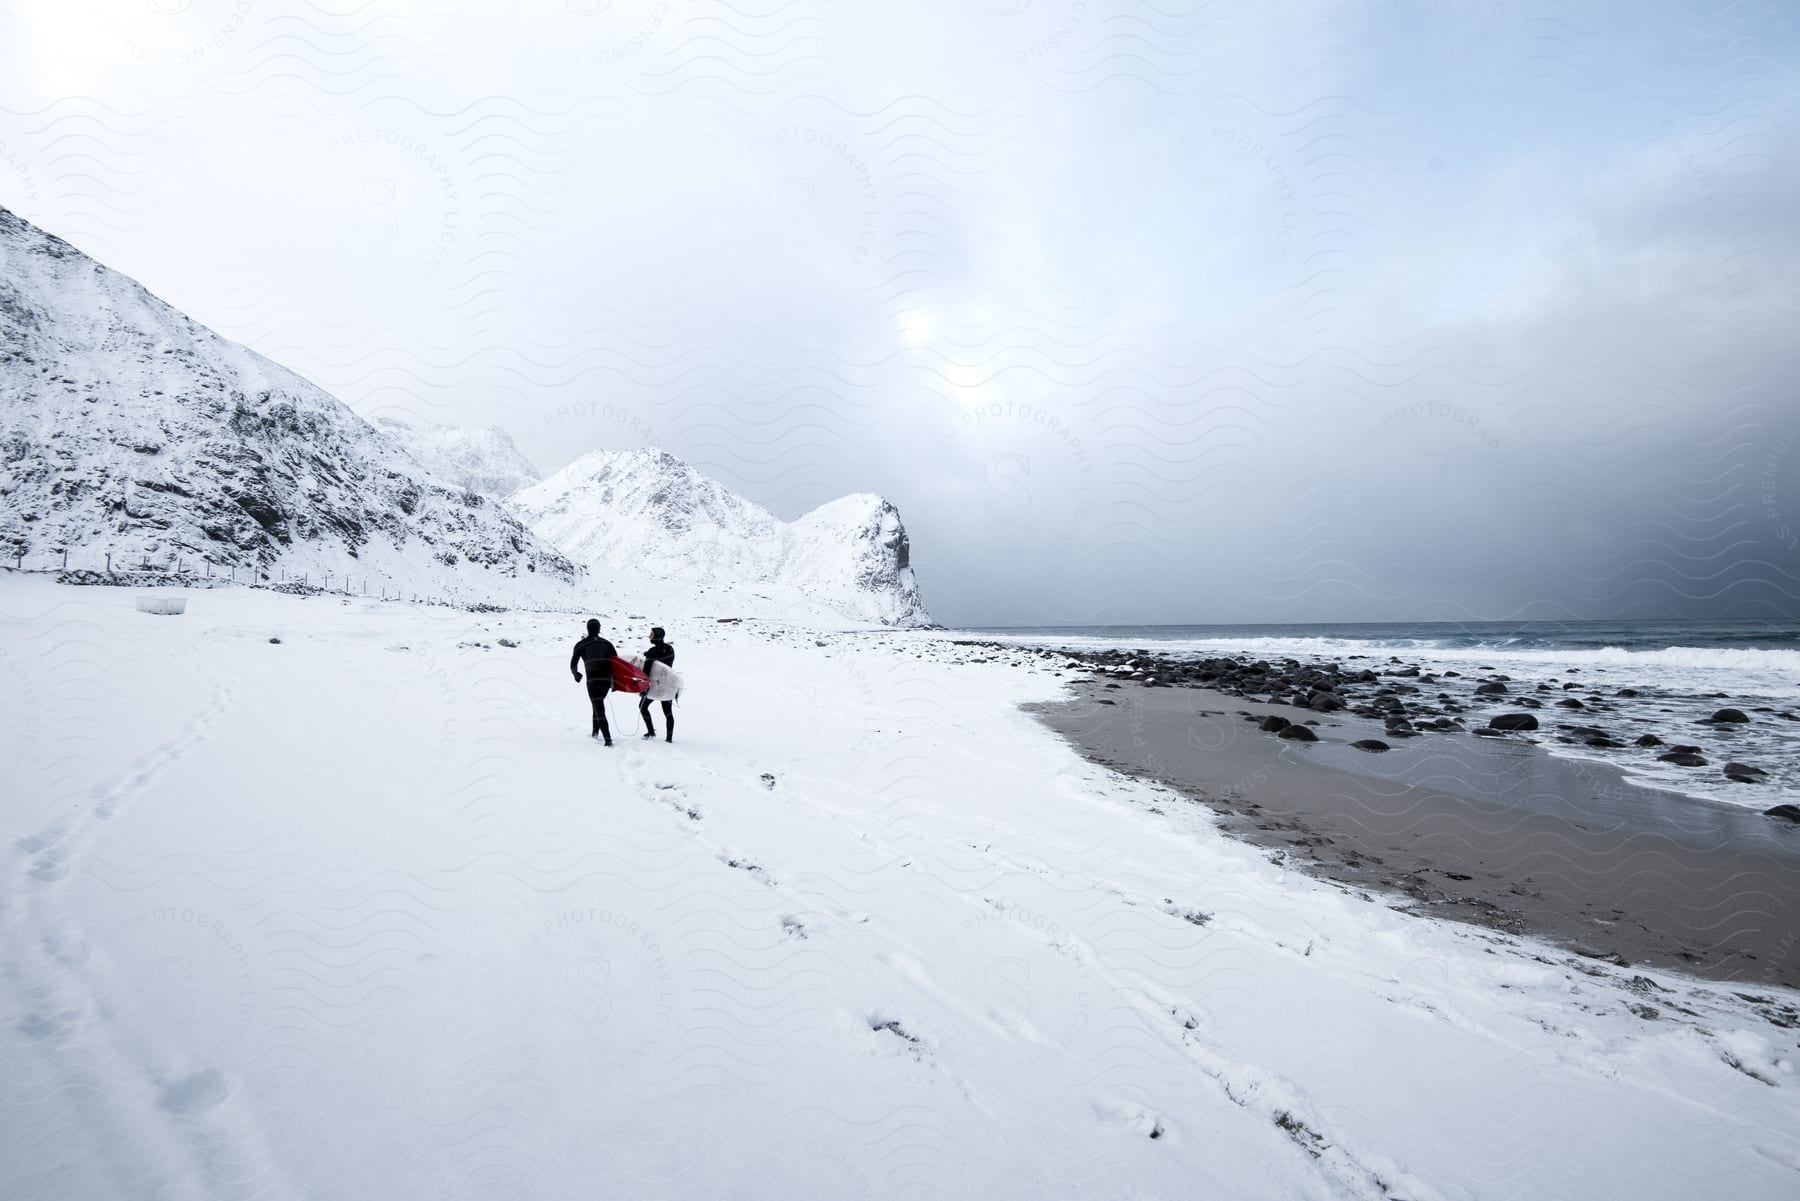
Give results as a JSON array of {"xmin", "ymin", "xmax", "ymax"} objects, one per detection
[{"xmin": 610, "ymin": 656, "xmax": 650, "ymax": 693}]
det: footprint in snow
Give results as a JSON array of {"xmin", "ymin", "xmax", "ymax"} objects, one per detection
[
  {"xmin": 159, "ymin": 1068, "xmax": 230, "ymax": 1114},
  {"xmin": 18, "ymin": 1006, "xmax": 82, "ymax": 1044},
  {"xmin": 720, "ymin": 854, "xmax": 775, "ymax": 886},
  {"xmin": 868, "ymin": 1015, "xmax": 925, "ymax": 1058},
  {"xmin": 1094, "ymin": 1095, "xmax": 1167, "ymax": 1140},
  {"xmin": 29, "ymin": 848, "xmax": 70, "ymax": 883}
]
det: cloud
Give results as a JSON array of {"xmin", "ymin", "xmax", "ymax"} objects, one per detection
[{"xmin": 1, "ymin": 0, "xmax": 1793, "ymax": 623}]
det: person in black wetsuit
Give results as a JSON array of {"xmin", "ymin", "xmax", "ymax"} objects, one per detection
[
  {"xmin": 570, "ymin": 618, "xmax": 617, "ymax": 745},
  {"xmin": 639, "ymin": 626, "xmax": 675, "ymax": 742}
]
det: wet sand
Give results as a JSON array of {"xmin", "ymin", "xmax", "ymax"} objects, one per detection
[{"xmin": 1028, "ymin": 681, "xmax": 1800, "ymax": 990}]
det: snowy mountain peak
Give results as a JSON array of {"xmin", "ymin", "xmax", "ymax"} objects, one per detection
[
  {"xmin": 0, "ymin": 208, "xmax": 579, "ymax": 602},
  {"xmin": 374, "ymin": 415, "xmax": 541, "ymax": 500},
  {"xmin": 510, "ymin": 448, "xmax": 930, "ymax": 626}
]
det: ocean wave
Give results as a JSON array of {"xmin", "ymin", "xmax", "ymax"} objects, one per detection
[
  {"xmin": 1184, "ymin": 638, "xmax": 1800, "ymax": 674},
  {"xmin": 982, "ymin": 631, "xmax": 1800, "ymax": 697},
  {"xmin": 993, "ymin": 631, "xmax": 1799, "ymax": 669}
]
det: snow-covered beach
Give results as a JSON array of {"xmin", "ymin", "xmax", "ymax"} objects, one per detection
[{"xmin": 4, "ymin": 574, "xmax": 1797, "ymax": 1200}]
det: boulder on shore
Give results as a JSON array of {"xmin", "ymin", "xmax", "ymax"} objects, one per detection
[
  {"xmin": 1764, "ymin": 804, "xmax": 1800, "ymax": 822},
  {"xmin": 1259, "ymin": 715, "xmax": 1291, "ymax": 733},
  {"xmin": 1488, "ymin": 713, "xmax": 1539, "ymax": 732}
]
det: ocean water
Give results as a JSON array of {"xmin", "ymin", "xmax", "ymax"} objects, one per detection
[{"xmin": 973, "ymin": 620, "xmax": 1800, "ymax": 809}]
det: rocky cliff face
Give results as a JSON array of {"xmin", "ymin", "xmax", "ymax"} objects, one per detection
[
  {"xmin": 509, "ymin": 448, "xmax": 931, "ymax": 626},
  {"xmin": 0, "ymin": 208, "xmax": 579, "ymax": 602},
  {"xmin": 786, "ymin": 493, "xmax": 928, "ymax": 627}
]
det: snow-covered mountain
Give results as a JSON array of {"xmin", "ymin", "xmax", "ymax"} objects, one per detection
[
  {"xmin": 373, "ymin": 415, "xmax": 541, "ymax": 500},
  {"xmin": 0, "ymin": 208, "xmax": 579, "ymax": 602},
  {"xmin": 510, "ymin": 448, "xmax": 931, "ymax": 626}
]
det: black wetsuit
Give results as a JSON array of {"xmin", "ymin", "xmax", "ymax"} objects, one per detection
[
  {"xmin": 571, "ymin": 634, "xmax": 617, "ymax": 741},
  {"xmin": 640, "ymin": 641, "xmax": 675, "ymax": 740}
]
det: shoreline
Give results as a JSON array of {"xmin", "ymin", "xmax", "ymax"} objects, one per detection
[
  {"xmin": 972, "ymin": 629, "xmax": 1800, "ymax": 811},
  {"xmin": 1027, "ymin": 680, "xmax": 1800, "ymax": 991}
]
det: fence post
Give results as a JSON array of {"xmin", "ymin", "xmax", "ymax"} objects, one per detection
[
  {"xmin": 62, "ymin": 549, "xmax": 68, "ymax": 570},
  {"xmin": 106, "ymin": 553, "xmax": 112, "ymax": 573}
]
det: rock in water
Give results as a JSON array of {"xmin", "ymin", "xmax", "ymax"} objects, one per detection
[
  {"xmin": 1764, "ymin": 804, "xmax": 1800, "ymax": 823},
  {"xmin": 1259, "ymin": 715, "xmax": 1291, "ymax": 733},
  {"xmin": 1657, "ymin": 752, "xmax": 1707, "ymax": 767},
  {"xmin": 1488, "ymin": 713, "xmax": 1539, "ymax": 732},
  {"xmin": 1723, "ymin": 762, "xmax": 1768, "ymax": 784},
  {"xmin": 1635, "ymin": 734, "xmax": 1662, "ymax": 747},
  {"xmin": 1475, "ymin": 682, "xmax": 1508, "ymax": 695},
  {"xmin": 1277, "ymin": 724, "xmax": 1319, "ymax": 742},
  {"xmin": 1351, "ymin": 739, "xmax": 1391, "ymax": 753},
  {"xmin": 1707, "ymin": 708, "xmax": 1750, "ymax": 724}
]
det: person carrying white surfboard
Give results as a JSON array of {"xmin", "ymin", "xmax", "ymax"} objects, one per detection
[{"xmin": 638, "ymin": 626, "xmax": 680, "ymax": 742}]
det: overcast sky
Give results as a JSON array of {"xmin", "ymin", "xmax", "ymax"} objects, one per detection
[{"xmin": 2, "ymin": 1, "xmax": 1796, "ymax": 626}]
